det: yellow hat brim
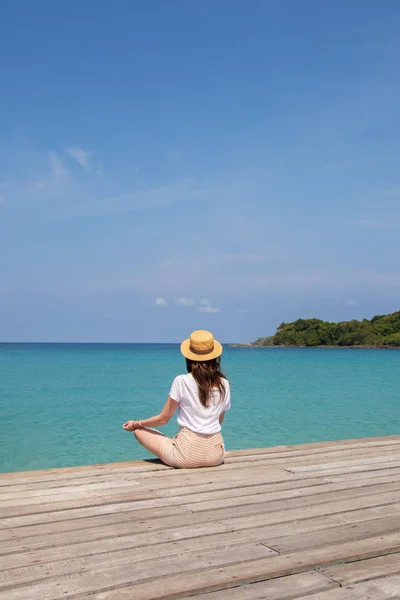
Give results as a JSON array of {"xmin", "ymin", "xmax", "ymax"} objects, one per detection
[{"xmin": 180, "ymin": 338, "xmax": 223, "ymax": 362}]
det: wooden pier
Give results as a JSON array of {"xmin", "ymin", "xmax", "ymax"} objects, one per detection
[{"xmin": 1, "ymin": 435, "xmax": 400, "ymax": 599}]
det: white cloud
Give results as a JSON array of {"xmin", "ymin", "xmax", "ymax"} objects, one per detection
[
  {"xmin": 175, "ymin": 297, "xmax": 194, "ymax": 306},
  {"xmin": 22, "ymin": 150, "xmax": 70, "ymax": 197},
  {"xmin": 155, "ymin": 298, "xmax": 168, "ymax": 306},
  {"xmin": 198, "ymin": 305, "xmax": 221, "ymax": 313},
  {"xmin": 5, "ymin": 140, "xmax": 257, "ymax": 219},
  {"xmin": 198, "ymin": 298, "xmax": 221, "ymax": 312},
  {"xmin": 49, "ymin": 150, "xmax": 66, "ymax": 177},
  {"xmin": 65, "ymin": 146, "xmax": 92, "ymax": 169},
  {"xmin": 347, "ymin": 300, "xmax": 357, "ymax": 306}
]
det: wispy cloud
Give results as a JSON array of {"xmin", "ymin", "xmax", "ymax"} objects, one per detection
[
  {"xmin": 175, "ymin": 297, "xmax": 194, "ymax": 306},
  {"xmin": 95, "ymin": 178, "xmax": 249, "ymax": 217},
  {"xmin": 21, "ymin": 150, "xmax": 70, "ymax": 197},
  {"xmin": 197, "ymin": 298, "xmax": 221, "ymax": 313},
  {"xmin": 3, "ymin": 140, "xmax": 259, "ymax": 220},
  {"xmin": 347, "ymin": 300, "xmax": 357, "ymax": 306},
  {"xmin": 198, "ymin": 305, "xmax": 221, "ymax": 313},
  {"xmin": 49, "ymin": 150, "xmax": 66, "ymax": 177},
  {"xmin": 65, "ymin": 146, "xmax": 92, "ymax": 169},
  {"xmin": 154, "ymin": 298, "xmax": 168, "ymax": 306}
]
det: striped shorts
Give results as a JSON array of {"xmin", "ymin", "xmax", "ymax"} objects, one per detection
[{"xmin": 162, "ymin": 426, "xmax": 225, "ymax": 469}]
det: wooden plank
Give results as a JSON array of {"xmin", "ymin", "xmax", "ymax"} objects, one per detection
[
  {"xmin": 53, "ymin": 470, "xmax": 400, "ymax": 517},
  {"xmin": 144, "ymin": 454, "xmax": 400, "ymax": 484},
  {"xmin": 0, "ymin": 465, "xmax": 296, "ymax": 506},
  {"xmin": 145, "ymin": 460, "xmax": 400, "ymax": 491},
  {"xmin": 179, "ymin": 477, "xmax": 400, "ymax": 512},
  {"xmin": 0, "ymin": 469, "xmax": 305, "ymax": 506},
  {"xmin": 3, "ymin": 487, "xmax": 400, "ymax": 556},
  {"xmin": 0, "ymin": 542, "xmax": 276, "ymax": 591},
  {"xmin": 0, "ymin": 490, "xmax": 173, "ymax": 520},
  {"xmin": 1, "ymin": 437, "xmax": 400, "ymax": 600},
  {"xmin": 0, "ymin": 435, "xmax": 396, "ymax": 485},
  {"xmin": 186, "ymin": 572, "xmax": 338, "ymax": 600},
  {"xmin": 0, "ymin": 463, "xmax": 171, "ymax": 487},
  {"xmin": 0, "ymin": 509, "xmax": 217, "ymax": 555},
  {"xmin": 326, "ymin": 465, "xmax": 400, "ymax": 482},
  {"xmin": 0, "ymin": 543, "xmax": 276, "ymax": 599},
  {"xmin": 301, "ymin": 461, "xmax": 400, "ymax": 479},
  {"xmin": 0, "ymin": 451, "xmax": 391, "ymax": 500},
  {"xmin": 0, "ymin": 505, "xmax": 186, "ymax": 541},
  {"xmin": 3, "ymin": 475, "xmax": 326, "ymax": 525},
  {"xmin": 228, "ymin": 505, "xmax": 400, "ymax": 549},
  {"xmin": 0, "ymin": 474, "xmax": 146, "ymax": 494},
  {"xmin": 140, "ymin": 466, "xmax": 299, "ymax": 490},
  {"xmin": 0, "ymin": 460, "xmax": 170, "ymax": 482},
  {"xmin": 154, "ymin": 472, "xmax": 400, "ymax": 507},
  {"xmin": 146, "ymin": 447, "xmax": 400, "ymax": 475},
  {"xmin": 2, "ymin": 482, "xmax": 400, "ymax": 554},
  {"xmin": 3, "ymin": 501, "xmax": 400, "ymax": 571},
  {"xmin": 226, "ymin": 436, "xmax": 400, "ymax": 457},
  {"xmin": 227, "ymin": 436, "xmax": 400, "ymax": 456},
  {"xmin": 0, "ymin": 503, "xmax": 231, "ymax": 554},
  {"xmin": 319, "ymin": 551, "xmax": 400, "ymax": 585},
  {"xmin": 292, "ymin": 574, "xmax": 400, "ymax": 599},
  {"xmin": 226, "ymin": 444, "xmax": 400, "ymax": 464},
  {"xmin": 0, "ymin": 485, "xmax": 168, "ymax": 509},
  {"xmin": 0, "ymin": 479, "xmax": 147, "ymax": 501},
  {"xmin": 264, "ymin": 515, "xmax": 400, "ymax": 554},
  {"xmin": 2, "ymin": 476, "xmax": 312, "ymax": 530},
  {"xmin": 1, "ymin": 443, "xmax": 397, "ymax": 490},
  {"xmin": 184, "ymin": 480, "xmax": 400, "ymax": 514},
  {"xmin": 0, "ymin": 522, "xmax": 235, "ymax": 571},
  {"xmin": 1, "ymin": 434, "xmax": 399, "ymax": 488},
  {"xmin": 53, "ymin": 533, "xmax": 400, "ymax": 600},
  {"xmin": 0, "ymin": 467, "xmax": 298, "ymax": 521},
  {"xmin": 220, "ymin": 489, "xmax": 400, "ymax": 530},
  {"xmin": 154, "ymin": 475, "xmax": 323, "ymax": 498},
  {"xmin": 289, "ymin": 454, "xmax": 400, "ymax": 473},
  {"xmin": 0, "ymin": 436, "xmax": 400, "ymax": 486},
  {"xmin": 157, "ymin": 463, "xmax": 400, "ymax": 498}
]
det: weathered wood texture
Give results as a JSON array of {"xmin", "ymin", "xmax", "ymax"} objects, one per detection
[{"xmin": 1, "ymin": 435, "xmax": 400, "ymax": 599}]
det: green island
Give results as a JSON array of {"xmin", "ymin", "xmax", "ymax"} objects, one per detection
[{"xmin": 250, "ymin": 310, "xmax": 400, "ymax": 348}]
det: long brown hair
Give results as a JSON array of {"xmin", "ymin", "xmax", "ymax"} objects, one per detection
[{"xmin": 186, "ymin": 357, "xmax": 227, "ymax": 408}]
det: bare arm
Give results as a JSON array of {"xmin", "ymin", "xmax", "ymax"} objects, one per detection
[
  {"xmin": 123, "ymin": 397, "xmax": 179, "ymax": 431},
  {"xmin": 219, "ymin": 411, "xmax": 226, "ymax": 424}
]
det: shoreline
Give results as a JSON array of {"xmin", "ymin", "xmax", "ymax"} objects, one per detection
[{"xmin": 229, "ymin": 343, "xmax": 400, "ymax": 349}]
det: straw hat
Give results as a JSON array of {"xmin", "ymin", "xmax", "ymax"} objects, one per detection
[{"xmin": 180, "ymin": 330, "xmax": 223, "ymax": 362}]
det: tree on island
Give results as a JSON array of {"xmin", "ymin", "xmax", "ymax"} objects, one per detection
[{"xmin": 254, "ymin": 311, "xmax": 400, "ymax": 347}]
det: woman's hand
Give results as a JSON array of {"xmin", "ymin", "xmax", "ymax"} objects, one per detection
[{"xmin": 123, "ymin": 420, "xmax": 136, "ymax": 431}]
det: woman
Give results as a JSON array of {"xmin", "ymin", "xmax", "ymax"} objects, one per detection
[{"xmin": 123, "ymin": 330, "xmax": 230, "ymax": 468}]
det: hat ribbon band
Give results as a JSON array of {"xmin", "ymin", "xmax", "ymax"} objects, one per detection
[{"xmin": 189, "ymin": 343, "xmax": 215, "ymax": 355}]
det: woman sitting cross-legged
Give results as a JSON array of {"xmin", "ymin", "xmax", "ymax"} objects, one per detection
[{"xmin": 123, "ymin": 330, "xmax": 230, "ymax": 468}]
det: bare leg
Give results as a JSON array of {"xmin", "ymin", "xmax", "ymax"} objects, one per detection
[{"xmin": 133, "ymin": 427, "xmax": 171, "ymax": 461}]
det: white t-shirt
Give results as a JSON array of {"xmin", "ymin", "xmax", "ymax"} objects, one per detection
[{"xmin": 169, "ymin": 373, "xmax": 231, "ymax": 434}]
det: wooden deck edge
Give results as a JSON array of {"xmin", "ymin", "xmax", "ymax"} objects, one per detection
[{"xmin": 1, "ymin": 434, "xmax": 400, "ymax": 479}]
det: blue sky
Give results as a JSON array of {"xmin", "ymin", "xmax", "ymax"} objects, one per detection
[{"xmin": 1, "ymin": 0, "xmax": 400, "ymax": 342}]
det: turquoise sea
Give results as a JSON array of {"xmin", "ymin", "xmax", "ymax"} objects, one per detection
[{"xmin": 1, "ymin": 343, "xmax": 399, "ymax": 473}]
